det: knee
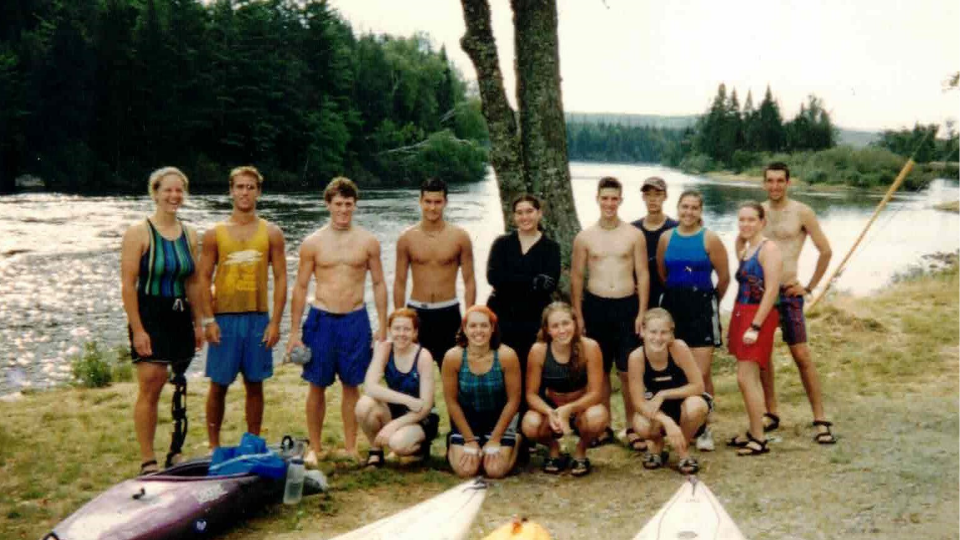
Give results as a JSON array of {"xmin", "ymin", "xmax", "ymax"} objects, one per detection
[
  {"xmin": 521, "ymin": 411, "xmax": 545, "ymax": 439},
  {"xmin": 581, "ymin": 405, "xmax": 609, "ymax": 436},
  {"xmin": 243, "ymin": 381, "xmax": 263, "ymax": 398},
  {"xmin": 354, "ymin": 395, "xmax": 377, "ymax": 420},
  {"xmin": 449, "ymin": 452, "xmax": 480, "ymax": 478},
  {"xmin": 632, "ymin": 413, "xmax": 655, "ymax": 439},
  {"xmin": 681, "ymin": 397, "xmax": 708, "ymax": 422}
]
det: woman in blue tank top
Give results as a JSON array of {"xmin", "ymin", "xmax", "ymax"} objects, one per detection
[
  {"xmin": 727, "ymin": 202, "xmax": 782, "ymax": 456},
  {"xmin": 656, "ymin": 190, "xmax": 729, "ymax": 452},
  {"xmin": 120, "ymin": 167, "xmax": 202, "ymax": 475},
  {"xmin": 522, "ymin": 302, "xmax": 608, "ymax": 476},
  {"xmin": 442, "ymin": 305, "xmax": 523, "ymax": 478},
  {"xmin": 355, "ymin": 308, "xmax": 440, "ymax": 467}
]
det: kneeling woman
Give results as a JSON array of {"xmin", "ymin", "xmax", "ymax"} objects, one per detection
[
  {"xmin": 355, "ymin": 309, "xmax": 439, "ymax": 466},
  {"xmin": 627, "ymin": 308, "xmax": 711, "ymax": 474},
  {"xmin": 522, "ymin": 302, "xmax": 608, "ymax": 477},
  {"xmin": 442, "ymin": 306, "xmax": 523, "ymax": 478}
]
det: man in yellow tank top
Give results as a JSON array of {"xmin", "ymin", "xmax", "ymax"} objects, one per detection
[{"xmin": 197, "ymin": 166, "xmax": 288, "ymax": 450}]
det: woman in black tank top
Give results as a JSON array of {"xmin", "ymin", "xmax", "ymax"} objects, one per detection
[
  {"xmin": 522, "ymin": 302, "xmax": 609, "ymax": 477},
  {"xmin": 626, "ymin": 308, "xmax": 711, "ymax": 474}
]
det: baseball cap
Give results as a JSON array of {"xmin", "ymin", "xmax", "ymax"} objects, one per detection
[{"xmin": 641, "ymin": 177, "xmax": 667, "ymax": 192}]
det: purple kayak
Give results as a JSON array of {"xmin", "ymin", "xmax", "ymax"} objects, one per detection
[{"xmin": 43, "ymin": 456, "xmax": 324, "ymax": 540}]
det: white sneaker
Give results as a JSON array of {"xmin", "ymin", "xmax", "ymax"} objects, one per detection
[{"xmin": 695, "ymin": 428, "xmax": 715, "ymax": 452}]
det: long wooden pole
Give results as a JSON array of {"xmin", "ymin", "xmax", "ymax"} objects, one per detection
[{"xmin": 806, "ymin": 158, "xmax": 915, "ymax": 311}]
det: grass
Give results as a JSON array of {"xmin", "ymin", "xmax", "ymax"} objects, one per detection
[{"xmin": 2, "ymin": 263, "xmax": 958, "ymax": 539}]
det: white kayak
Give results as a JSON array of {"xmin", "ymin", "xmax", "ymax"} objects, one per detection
[
  {"xmin": 327, "ymin": 478, "xmax": 488, "ymax": 540},
  {"xmin": 633, "ymin": 476, "xmax": 747, "ymax": 540}
]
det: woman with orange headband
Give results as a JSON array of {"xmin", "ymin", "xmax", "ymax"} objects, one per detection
[{"xmin": 441, "ymin": 305, "xmax": 523, "ymax": 478}]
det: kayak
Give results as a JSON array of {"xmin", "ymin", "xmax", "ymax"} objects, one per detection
[
  {"xmin": 327, "ymin": 478, "xmax": 488, "ymax": 540},
  {"xmin": 633, "ymin": 476, "xmax": 748, "ymax": 540},
  {"xmin": 43, "ymin": 455, "xmax": 326, "ymax": 540}
]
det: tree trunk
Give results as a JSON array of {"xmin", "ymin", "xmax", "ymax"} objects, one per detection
[
  {"xmin": 459, "ymin": 0, "xmax": 526, "ymax": 229},
  {"xmin": 460, "ymin": 0, "xmax": 581, "ymax": 271},
  {"xmin": 512, "ymin": 0, "xmax": 579, "ymax": 266}
]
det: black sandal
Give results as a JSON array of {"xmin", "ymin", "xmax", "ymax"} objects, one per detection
[
  {"xmin": 590, "ymin": 427, "xmax": 615, "ymax": 448},
  {"xmin": 642, "ymin": 450, "xmax": 668, "ymax": 470},
  {"xmin": 677, "ymin": 456, "xmax": 700, "ymax": 475},
  {"xmin": 625, "ymin": 428, "xmax": 647, "ymax": 452},
  {"xmin": 813, "ymin": 420, "xmax": 838, "ymax": 444},
  {"xmin": 726, "ymin": 434, "xmax": 751, "ymax": 448},
  {"xmin": 736, "ymin": 433, "xmax": 770, "ymax": 456},
  {"xmin": 365, "ymin": 449, "xmax": 385, "ymax": 468},
  {"xmin": 570, "ymin": 458, "xmax": 591, "ymax": 477},
  {"xmin": 762, "ymin": 413, "xmax": 781, "ymax": 432},
  {"xmin": 139, "ymin": 459, "xmax": 159, "ymax": 476},
  {"xmin": 542, "ymin": 453, "xmax": 569, "ymax": 474}
]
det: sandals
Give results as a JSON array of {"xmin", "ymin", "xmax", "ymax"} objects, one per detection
[
  {"xmin": 570, "ymin": 458, "xmax": 591, "ymax": 477},
  {"xmin": 762, "ymin": 413, "xmax": 781, "ymax": 433},
  {"xmin": 365, "ymin": 448, "xmax": 385, "ymax": 468},
  {"xmin": 677, "ymin": 456, "xmax": 700, "ymax": 475},
  {"xmin": 139, "ymin": 459, "xmax": 159, "ymax": 476},
  {"xmin": 726, "ymin": 434, "xmax": 752, "ymax": 448},
  {"xmin": 590, "ymin": 427, "xmax": 615, "ymax": 448},
  {"xmin": 813, "ymin": 420, "xmax": 838, "ymax": 444},
  {"xmin": 542, "ymin": 453, "xmax": 569, "ymax": 474},
  {"xmin": 625, "ymin": 428, "xmax": 647, "ymax": 452},
  {"xmin": 736, "ymin": 433, "xmax": 770, "ymax": 456},
  {"xmin": 642, "ymin": 450, "xmax": 668, "ymax": 470}
]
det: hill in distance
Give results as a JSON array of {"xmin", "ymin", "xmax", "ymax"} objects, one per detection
[{"xmin": 565, "ymin": 112, "xmax": 879, "ymax": 148}]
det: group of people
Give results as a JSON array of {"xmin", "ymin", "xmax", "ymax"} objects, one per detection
[{"xmin": 121, "ymin": 162, "xmax": 837, "ymax": 479}]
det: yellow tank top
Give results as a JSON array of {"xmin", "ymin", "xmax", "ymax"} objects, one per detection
[{"xmin": 213, "ymin": 218, "xmax": 270, "ymax": 313}]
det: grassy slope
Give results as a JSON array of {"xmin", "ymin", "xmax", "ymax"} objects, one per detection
[{"xmin": 2, "ymin": 268, "xmax": 957, "ymax": 539}]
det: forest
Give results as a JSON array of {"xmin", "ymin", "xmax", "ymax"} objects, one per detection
[{"xmin": 0, "ymin": 0, "xmax": 489, "ymax": 193}]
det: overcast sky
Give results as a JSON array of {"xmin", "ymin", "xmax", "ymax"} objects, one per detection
[{"xmin": 328, "ymin": 0, "xmax": 959, "ymax": 133}]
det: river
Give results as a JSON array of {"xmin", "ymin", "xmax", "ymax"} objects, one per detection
[{"xmin": 1, "ymin": 162, "xmax": 957, "ymax": 394}]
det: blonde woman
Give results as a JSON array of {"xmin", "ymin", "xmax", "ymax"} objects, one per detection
[
  {"xmin": 120, "ymin": 167, "xmax": 203, "ymax": 475},
  {"xmin": 627, "ymin": 308, "xmax": 711, "ymax": 474}
]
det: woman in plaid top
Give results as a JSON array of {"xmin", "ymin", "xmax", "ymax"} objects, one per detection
[{"xmin": 442, "ymin": 305, "xmax": 523, "ymax": 478}]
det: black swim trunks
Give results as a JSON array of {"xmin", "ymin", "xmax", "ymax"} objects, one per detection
[
  {"xmin": 408, "ymin": 301, "xmax": 462, "ymax": 369},
  {"xmin": 129, "ymin": 294, "xmax": 196, "ymax": 365},
  {"xmin": 660, "ymin": 288, "xmax": 722, "ymax": 348},
  {"xmin": 581, "ymin": 291, "xmax": 641, "ymax": 372}
]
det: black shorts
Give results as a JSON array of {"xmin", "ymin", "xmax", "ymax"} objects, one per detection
[
  {"xmin": 387, "ymin": 403, "xmax": 440, "ymax": 442},
  {"xmin": 661, "ymin": 288, "xmax": 722, "ymax": 348},
  {"xmin": 409, "ymin": 303, "xmax": 461, "ymax": 369},
  {"xmin": 129, "ymin": 294, "xmax": 196, "ymax": 365},
  {"xmin": 582, "ymin": 291, "xmax": 640, "ymax": 372}
]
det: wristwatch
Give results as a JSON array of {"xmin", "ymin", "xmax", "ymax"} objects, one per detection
[
  {"xmin": 201, "ymin": 317, "xmax": 217, "ymax": 326},
  {"xmin": 749, "ymin": 322, "xmax": 761, "ymax": 332}
]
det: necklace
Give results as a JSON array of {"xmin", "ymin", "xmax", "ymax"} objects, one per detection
[{"xmin": 599, "ymin": 219, "xmax": 621, "ymax": 231}]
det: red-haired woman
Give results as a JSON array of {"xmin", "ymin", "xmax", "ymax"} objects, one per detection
[
  {"xmin": 442, "ymin": 306, "xmax": 523, "ymax": 478},
  {"xmin": 355, "ymin": 308, "xmax": 439, "ymax": 467},
  {"xmin": 522, "ymin": 302, "xmax": 608, "ymax": 477}
]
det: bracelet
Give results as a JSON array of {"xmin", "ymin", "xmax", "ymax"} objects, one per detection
[
  {"xmin": 201, "ymin": 317, "xmax": 217, "ymax": 326},
  {"xmin": 749, "ymin": 323, "xmax": 761, "ymax": 331}
]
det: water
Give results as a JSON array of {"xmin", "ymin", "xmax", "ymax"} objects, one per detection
[{"xmin": 1, "ymin": 163, "xmax": 957, "ymax": 394}]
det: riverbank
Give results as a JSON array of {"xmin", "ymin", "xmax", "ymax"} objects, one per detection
[{"xmin": 2, "ymin": 261, "xmax": 957, "ymax": 539}]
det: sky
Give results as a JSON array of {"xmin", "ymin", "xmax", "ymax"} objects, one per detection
[{"xmin": 328, "ymin": 0, "xmax": 959, "ymax": 133}]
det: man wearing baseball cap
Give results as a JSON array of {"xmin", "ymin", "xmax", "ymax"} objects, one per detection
[{"xmin": 631, "ymin": 177, "xmax": 678, "ymax": 311}]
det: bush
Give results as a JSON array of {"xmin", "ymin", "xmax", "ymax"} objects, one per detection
[
  {"xmin": 730, "ymin": 150, "xmax": 760, "ymax": 173},
  {"xmin": 71, "ymin": 342, "xmax": 113, "ymax": 388},
  {"xmin": 679, "ymin": 153, "xmax": 716, "ymax": 174},
  {"xmin": 112, "ymin": 345, "xmax": 134, "ymax": 383}
]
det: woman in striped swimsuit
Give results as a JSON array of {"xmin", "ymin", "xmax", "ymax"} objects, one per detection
[
  {"xmin": 120, "ymin": 167, "xmax": 203, "ymax": 475},
  {"xmin": 442, "ymin": 305, "xmax": 523, "ymax": 478}
]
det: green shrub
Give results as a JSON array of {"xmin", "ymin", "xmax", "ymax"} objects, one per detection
[
  {"xmin": 71, "ymin": 342, "xmax": 113, "ymax": 388},
  {"xmin": 679, "ymin": 153, "xmax": 716, "ymax": 174},
  {"xmin": 112, "ymin": 345, "xmax": 134, "ymax": 383}
]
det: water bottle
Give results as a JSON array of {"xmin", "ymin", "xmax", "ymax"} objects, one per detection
[{"xmin": 283, "ymin": 457, "xmax": 305, "ymax": 505}]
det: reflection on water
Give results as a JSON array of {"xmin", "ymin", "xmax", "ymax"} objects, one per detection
[{"xmin": 1, "ymin": 164, "xmax": 957, "ymax": 393}]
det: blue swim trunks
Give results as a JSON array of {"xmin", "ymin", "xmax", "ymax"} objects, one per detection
[
  {"xmin": 301, "ymin": 306, "xmax": 372, "ymax": 388},
  {"xmin": 205, "ymin": 312, "xmax": 274, "ymax": 385},
  {"xmin": 777, "ymin": 289, "xmax": 807, "ymax": 345}
]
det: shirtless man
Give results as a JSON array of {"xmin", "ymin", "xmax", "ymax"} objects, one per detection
[
  {"xmin": 287, "ymin": 177, "xmax": 389, "ymax": 464},
  {"xmin": 198, "ymin": 166, "xmax": 287, "ymax": 450},
  {"xmin": 752, "ymin": 162, "xmax": 837, "ymax": 444},
  {"xmin": 394, "ymin": 178, "xmax": 476, "ymax": 368},
  {"xmin": 631, "ymin": 176, "xmax": 678, "ymax": 311},
  {"xmin": 571, "ymin": 176, "xmax": 650, "ymax": 447}
]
